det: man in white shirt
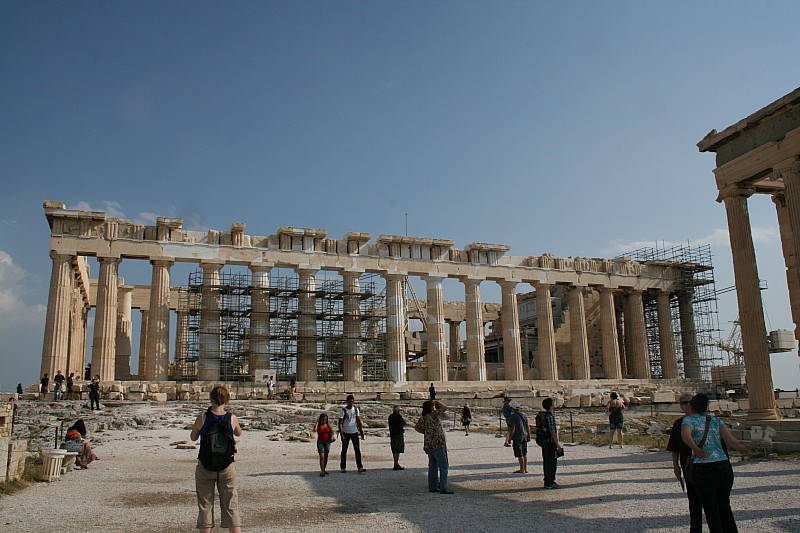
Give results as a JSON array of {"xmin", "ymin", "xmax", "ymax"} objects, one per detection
[{"xmin": 338, "ymin": 394, "xmax": 365, "ymax": 473}]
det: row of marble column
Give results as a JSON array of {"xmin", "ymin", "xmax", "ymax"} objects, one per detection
[{"xmin": 41, "ymin": 256, "xmax": 698, "ymax": 384}]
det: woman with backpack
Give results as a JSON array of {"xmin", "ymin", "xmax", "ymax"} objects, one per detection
[
  {"xmin": 190, "ymin": 385, "xmax": 243, "ymax": 533},
  {"xmin": 314, "ymin": 412, "xmax": 336, "ymax": 477}
]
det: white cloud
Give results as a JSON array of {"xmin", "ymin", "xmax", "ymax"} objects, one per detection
[
  {"xmin": 603, "ymin": 226, "xmax": 780, "ymax": 257},
  {"xmin": 72, "ymin": 200, "xmax": 129, "ymax": 220},
  {"xmin": 136, "ymin": 212, "xmax": 159, "ymax": 225},
  {"xmin": 0, "ymin": 250, "xmax": 46, "ymax": 327}
]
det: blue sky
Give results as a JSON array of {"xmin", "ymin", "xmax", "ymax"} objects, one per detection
[{"xmin": 1, "ymin": 0, "xmax": 798, "ymax": 391}]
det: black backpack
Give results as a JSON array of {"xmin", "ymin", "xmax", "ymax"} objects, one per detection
[
  {"xmin": 534, "ymin": 410, "xmax": 549, "ymax": 446},
  {"xmin": 198, "ymin": 408, "xmax": 236, "ymax": 472}
]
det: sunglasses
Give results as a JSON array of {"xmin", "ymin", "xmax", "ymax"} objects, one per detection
[{"xmin": 680, "ymin": 401, "xmax": 691, "ymax": 405}]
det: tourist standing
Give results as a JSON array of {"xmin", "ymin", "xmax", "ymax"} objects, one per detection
[
  {"xmin": 289, "ymin": 378, "xmax": 297, "ymax": 401},
  {"xmin": 190, "ymin": 384, "xmax": 242, "ymax": 533},
  {"xmin": 266, "ymin": 376, "xmax": 275, "ymax": 400},
  {"xmin": 314, "ymin": 413, "xmax": 335, "ymax": 476},
  {"xmin": 66, "ymin": 372, "xmax": 75, "ymax": 400},
  {"xmin": 338, "ymin": 394, "xmax": 366, "ymax": 473},
  {"xmin": 88, "ymin": 375, "xmax": 101, "ymax": 410},
  {"xmin": 39, "ymin": 373, "xmax": 49, "ymax": 401},
  {"xmin": 605, "ymin": 392, "xmax": 626, "ymax": 448},
  {"xmin": 667, "ymin": 392, "xmax": 702, "ymax": 533},
  {"xmin": 681, "ymin": 393, "xmax": 749, "ymax": 533},
  {"xmin": 53, "ymin": 370, "xmax": 65, "ymax": 400},
  {"xmin": 540, "ymin": 397, "xmax": 563, "ymax": 489},
  {"xmin": 428, "ymin": 383, "xmax": 436, "ymax": 400},
  {"xmin": 501, "ymin": 396, "xmax": 513, "ymax": 444},
  {"xmin": 414, "ymin": 400, "xmax": 452, "ymax": 494},
  {"xmin": 16, "ymin": 383, "xmax": 23, "ymax": 395},
  {"xmin": 505, "ymin": 401, "xmax": 530, "ymax": 473},
  {"xmin": 388, "ymin": 405, "xmax": 406, "ymax": 470},
  {"xmin": 461, "ymin": 403, "xmax": 472, "ymax": 436}
]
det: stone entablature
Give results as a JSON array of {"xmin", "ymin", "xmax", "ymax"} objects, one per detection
[{"xmin": 44, "ymin": 201, "xmax": 683, "ymax": 292}]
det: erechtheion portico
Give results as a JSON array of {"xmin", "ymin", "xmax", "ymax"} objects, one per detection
[
  {"xmin": 698, "ymin": 86, "xmax": 800, "ymax": 423},
  {"xmin": 40, "ymin": 200, "xmax": 716, "ymax": 391}
]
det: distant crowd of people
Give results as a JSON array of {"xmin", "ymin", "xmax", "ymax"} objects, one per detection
[{"xmin": 38, "ymin": 371, "xmax": 101, "ymax": 408}]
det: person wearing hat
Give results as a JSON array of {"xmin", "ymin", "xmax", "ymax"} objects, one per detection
[
  {"xmin": 501, "ymin": 397, "xmax": 513, "ymax": 445},
  {"xmin": 505, "ymin": 401, "xmax": 531, "ymax": 474}
]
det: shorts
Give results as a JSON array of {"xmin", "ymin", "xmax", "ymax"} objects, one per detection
[
  {"xmin": 390, "ymin": 434, "xmax": 405, "ymax": 454},
  {"xmin": 462, "ymin": 419, "xmax": 471, "ymax": 427},
  {"xmin": 609, "ymin": 421, "xmax": 624, "ymax": 430},
  {"xmin": 512, "ymin": 439, "xmax": 528, "ymax": 458},
  {"xmin": 317, "ymin": 441, "xmax": 331, "ymax": 454}
]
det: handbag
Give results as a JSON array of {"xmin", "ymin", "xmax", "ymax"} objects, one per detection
[
  {"xmin": 684, "ymin": 415, "xmax": 711, "ymax": 484},
  {"xmin": 328, "ymin": 429, "xmax": 336, "ymax": 443}
]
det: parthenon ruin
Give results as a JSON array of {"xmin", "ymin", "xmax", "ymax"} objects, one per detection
[{"xmin": 40, "ymin": 200, "xmax": 718, "ymax": 389}]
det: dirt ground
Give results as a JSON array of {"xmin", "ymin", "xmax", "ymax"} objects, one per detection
[{"xmin": 2, "ymin": 402, "xmax": 799, "ymax": 533}]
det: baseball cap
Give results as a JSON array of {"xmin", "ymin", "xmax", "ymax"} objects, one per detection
[{"xmin": 510, "ymin": 401, "xmax": 521, "ymax": 409}]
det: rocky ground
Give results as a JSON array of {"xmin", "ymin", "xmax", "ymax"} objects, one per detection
[{"xmin": 3, "ymin": 399, "xmax": 799, "ymax": 532}]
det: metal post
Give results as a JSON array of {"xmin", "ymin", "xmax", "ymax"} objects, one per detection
[{"xmin": 569, "ymin": 410, "xmax": 574, "ymax": 443}]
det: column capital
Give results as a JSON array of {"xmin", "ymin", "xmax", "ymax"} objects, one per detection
[
  {"xmin": 97, "ymin": 255, "xmax": 121, "ymax": 265},
  {"xmin": 460, "ymin": 277, "xmax": 484, "ymax": 286},
  {"xmin": 532, "ymin": 280, "xmax": 552, "ymax": 290},
  {"xmin": 716, "ymin": 184, "xmax": 756, "ymax": 203},
  {"xmin": 248, "ymin": 262, "xmax": 273, "ymax": 272},
  {"xmin": 772, "ymin": 192, "xmax": 786, "ymax": 208},
  {"xmin": 199, "ymin": 260, "xmax": 224, "ymax": 269},
  {"xmin": 383, "ymin": 272, "xmax": 406, "ymax": 281},
  {"xmin": 497, "ymin": 279, "xmax": 520, "ymax": 288},
  {"xmin": 771, "ymin": 156, "xmax": 800, "ymax": 178},
  {"xmin": 49, "ymin": 250, "xmax": 74, "ymax": 261},
  {"xmin": 423, "ymin": 273, "xmax": 448, "ymax": 281},
  {"xmin": 296, "ymin": 266, "xmax": 319, "ymax": 275},
  {"xmin": 151, "ymin": 258, "xmax": 174, "ymax": 268}
]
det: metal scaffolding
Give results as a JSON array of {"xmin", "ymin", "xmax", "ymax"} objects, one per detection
[
  {"xmin": 175, "ymin": 269, "xmax": 388, "ymax": 381},
  {"xmin": 621, "ymin": 243, "xmax": 722, "ymax": 380}
]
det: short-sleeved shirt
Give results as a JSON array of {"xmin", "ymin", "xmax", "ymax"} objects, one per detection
[
  {"xmin": 682, "ymin": 414, "xmax": 727, "ymax": 464},
  {"xmin": 388, "ymin": 413, "xmax": 406, "ymax": 437},
  {"xmin": 502, "ymin": 403, "xmax": 513, "ymax": 422},
  {"xmin": 339, "ymin": 406, "xmax": 360, "ymax": 434},
  {"xmin": 508, "ymin": 411, "xmax": 529, "ymax": 442},
  {"xmin": 543, "ymin": 411, "xmax": 558, "ymax": 443},
  {"xmin": 666, "ymin": 416, "xmax": 691, "ymax": 470}
]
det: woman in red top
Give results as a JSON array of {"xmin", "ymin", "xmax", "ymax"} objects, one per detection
[{"xmin": 314, "ymin": 413, "xmax": 336, "ymax": 476}]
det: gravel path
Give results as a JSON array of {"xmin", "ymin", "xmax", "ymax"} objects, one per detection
[{"xmin": 2, "ymin": 405, "xmax": 799, "ymax": 533}]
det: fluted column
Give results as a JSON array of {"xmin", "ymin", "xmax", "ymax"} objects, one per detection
[
  {"xmin": 722, "ymin": 191, "xmax": 778, "ymax": 420},
  {"xmin": 174, "ymin": 308, "xmax": 189, "ymax": 377},
  {"xmin": 41, "ymin": 252, "xmax": 74, "ymax": 379},
  {"xmin": 626, "ymin": 289, "xmax": 651, "ymax": 379},
  {"xmin": 568, "ymin": 285, "xmax": 590, "ymax": 380},
  {"xmin": 249, "ymin": 265, "xmax": 272, "ymax": 375},
  {"xmin": 197, "ymin": 262, "xmax": 222, "ymax": 381},
  {"xmin": 67, "ymin": 281, "xmax": 87, "ymax": 378},
  {"xmin": 532, "ymin": 281, "xmax": 557, "ymax": 380},
  {"xmin": 146, "ymin": 259, "xmax": 172, "ymax": 381},
  {"xmin": 297, "ymin": 268, "xmax": 318, "ymax": 382},
  {"xmin": 91, "ymin": 257, "xmax": 120, "ymax": 381},
  {"xmin": 599, "ymin": 287, "xmax": 622, "ymax": 380},
  {"xmin": 425, "ymin": 275, "xmax": 448, "ymax": 381},
  {"xmin": 138, "ymin": 309, "xmax": 149, "ymax": 378},
  {"xmin": 449, "ymin": 321, "xmax": 462, "ymax": 361},
  {"xmin": 384, "ymin": 274, "xmax": 407, "ymax": 382},
  {"xmin": 115, "ymin": 284, "xmax": 133, "ymax": 380},
  {"xmin": 777, "ymin": 159, "xmax": 800, "ymax": 297},
  {"xmin": 774, "ymin": 193, "xmax": 800, "ymax": 340},
  {"xmin": 616, "ymin": 294, "xmax": 628, "ymax": 377},
  {"xmin": 498, "ymin": 280, "xmax": 523, "ymax": 380},
  {"xmin": 678, "ymin": 289, "xmax": 700, "ymax": 379},
  {"xmin": 463, "ymin": 278, "xmax": 486, "ymax": 381},
  {"xmin": 657, "ymin": 290, "xmax": 678, "ymax": 378},
  {"xmin": 342, "ymin": 271, "xmax": 363, "ymax": 382}
]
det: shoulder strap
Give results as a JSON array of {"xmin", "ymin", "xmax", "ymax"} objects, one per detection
[{"xmin": 698, "ymin": 415, "xmax": 711, "ymax": 448}]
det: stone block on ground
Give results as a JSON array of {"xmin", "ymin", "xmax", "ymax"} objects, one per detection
[
  {"xmin": 126, "ymin": 392, "xmax": 146, "ymax": 401},
  {"xmin": 106, "ymin": 391, "xmax": 122, "ymax": 400},
  {"xmin": 653, "ymin": 390, "xmax": 676, "ymax": 403},
  {"xmin": 109, "ymin": 382, "xmax": 124, "ymax": 392},
  {"xmin": 579, "ymin": 395, "xmax": 591, "ymax": 408},
  {"xmin": 564, "ymin": 396, "xmax": 581, "ymax": 408},
  {"xmin": 147, "ymin": 383, "xmax": 160, "ymax": 393},
  {"xmin": 379, "ymin": 392, "xmax": 401, "ymax": 401},
  {"xmin": 147, "ymin": 393, "xmax": 168, "ymax": 402},
  {"xmin": 5, "ymin": 439, "xmax": 27, "ymax": 481},
  {"xmin": 738, "ymin": 399, "xmax": 750, "ymax": 410}
]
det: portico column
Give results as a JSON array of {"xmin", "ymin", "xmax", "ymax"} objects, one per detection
[
  {"xmin": 198, "ymin": 262, "xmax": 223, "ymax": 381},
  {"xmin": 249, "ymin": 265, "xmax": 272, "ymax": 376},
  {"xmin": 147, "ymin": 259, "xmax": 172, "ymax": 381},
  {"xmin": 115, "ymin": 284, "xmax": 133, "ymax": 380},
  {"xmin": 532, "ymin": 282, "xmax": 557, "ymax": 380},
  {"xmin": 297, "ymin": 268, "xmax": 318, "ymax": 382},
  {"xmin": 773, "ymin": 193, "xmax": 800, "ymax": 341},
  {"xmin": 657, "ymin": 290, "xmax": 679, "ymax": 379},
  {"xmin": 776, "ymin": 159, "xmax": 800, "ymax": 296},
  {"xmin": 342, "ymin": 271, "xmax": 363, "ymax": 382},
  {"xmin": 568, "ymin": 285, "xmax": 590, "ymax": 380},
  {"xmin": 599, "ymin": 287, "xmax": 622, "ymax": 380},
  {"xmin": 678, "ymin": 288, "xmax": 700, "ymax": 379},
  {"xmin": 626, "ymin": 289, "xmax": 651, "ymax": 379},
  {"xmin": 41, "ymin": 252, "xmax": 74, "ymax": 379},
  {"xmin": 425, "ymin": 275, "xmax": 448, "ymax": 381},
  {"xmin": 722, "ymin": 190, "xmax": 778, "ymax": 420},
  {"xmin": 138, "ymin": 309, "xmax": 149, "ymax": 378},
  {"xmin": 174, "ymin": 308, "xmax": 189, "ymax": 377},
  {"xmin": 384, "ymin": 274, "xmax": 407, "ymax": 382},
  {"xmin": 449, "ymin": 321, "xmax": 462, "ymax": 362},
  {"xmin": 67, "ymin": 282, "xmax": 87, "ymax": 378},
  {"xmin": 91, "ymin": 256, "xmax": 120, "ymax": 381},
  {"xmin": 463, "ymin": 278, "xmax": 486, "ymax": 381}
]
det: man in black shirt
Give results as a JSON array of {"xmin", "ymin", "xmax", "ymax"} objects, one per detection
[
  {"xmin": 39, "ymin": 373, "xmax": 49, "ymax": 401},
  {"xmin": 666, "ymin": 392, "xmax": 701, "ymax": 533},
  {"xmin": 388, "ymin": 405, "xmax": 407, "ymax": 471}
]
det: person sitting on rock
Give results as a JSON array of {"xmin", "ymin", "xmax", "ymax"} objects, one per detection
[{"xmin": 61, "ymin": 429, "xmax": 98, "ymax": 469}]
